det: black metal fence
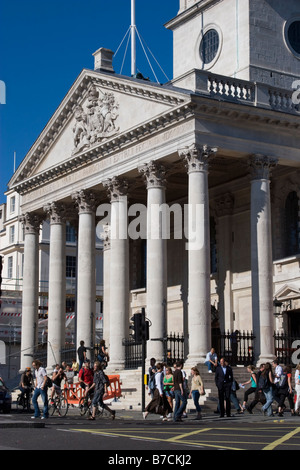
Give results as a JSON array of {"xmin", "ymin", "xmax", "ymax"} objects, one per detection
[
  {"xmin": 274, "ymin": 332, "xmax": 299, "ymax": 365},
  {"xmin": 212, "ymin": 330, "xmax": 256, "ymax": 366},
  {"xmin": 123, "ymin": 333, "xmax": 185, "ymax": 369}
]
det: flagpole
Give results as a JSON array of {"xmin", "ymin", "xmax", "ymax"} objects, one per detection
[{"xmin": 131, "ymin": 0, "xmax": 136, "ymax": 76}]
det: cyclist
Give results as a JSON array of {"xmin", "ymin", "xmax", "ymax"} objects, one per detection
[
  {"xmin": 19, "ymin": 367, "xmax": 34, "ymax": 409},
  {"xmin": 78, "ymin": 361, "xmax": 94, "ymax": 398},
  {"xmin": 50, "ymin": 367, "xmax": 67, "ymax": 403}
]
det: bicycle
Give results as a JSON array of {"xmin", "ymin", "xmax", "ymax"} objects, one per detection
[
  {"xmin": 16, "ymin": 388, "xmax": 33, "ymax": 412},
  {"xmin": 49, "ymin": 393, "xmax": 68, "ymax": 417}
]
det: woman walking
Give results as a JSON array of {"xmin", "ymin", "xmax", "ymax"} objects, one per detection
[
  {"xmin": 143, "ymin": 363, "xmax": 172, "ymax": 421},
  {"xmin": 241, "ymin": 365, "xmax": 257, "ymax": 409},
  {"xmin": 163, "ymin": 367, "xmax": 174, "ymax": 414},
  {"xmin": 189, "ymin": 367, "xmax": 205, "ymax": 420},
  {"xmin": 260, "ymin": 363, "xmax": 274, "ymax": 417}
]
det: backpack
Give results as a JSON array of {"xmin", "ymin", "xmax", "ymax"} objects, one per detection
[
  {"xmin": 45, "ymin": 376, "xmax": 53, "ymax": 388},
  {"xmin": 258, "ymin": 373, "xmax": 268, "ymax": 390},
  {"xmin": 149, "ymin": 374, "xmax": 156, "ymax": 391},
  {"xmin": 278, "ymin": 373, "xmax": 288, "ymax": 389}
]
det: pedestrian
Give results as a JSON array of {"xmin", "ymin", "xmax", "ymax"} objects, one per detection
[
  {"xmin": 294, "ymin": 364, "xmax": 300, "ymax": 415},
  {"xmin": 205, "ymin": 348, "xmax": 218, "ymax": 373},
  {"xmin": 88, "ymin": 361, "xmax": 115, "ymax": 420},
  {"xmin": 147, "ymin": 357, "xmax": 157, "ymax": 398},
  {"xmin": 241, "ymin": 365, "xmax": 257, "ymax": 410},
  {"xmin": 78, "ymin": 361, "xmax": 94, "ymax": 397},
  {"xmin": 274, "ymin": 365, "xmax": 294, "ymax": 417},
  {"xmin": 71, "ymin": 358, "xmax": 79, "ymax": 376},
  {"xmin": 272, "ymin": 359, "xmax": 283, "ymax": 388},
  {"xmin": 77, "ymin": 340, "xmax": 87, "ymax": 371},
  {"xmin": 18, "ymin": 367, "xmax": 34, "ymax": 410},
  {"xmin": 172, "ymin": 361, "xmax": 187, "ymax": 422},
  {"xmin": 143, "ymin": 363, "xmax": 172, "ymax": 421},
  {"xmin": 31, "ymin": 360, "xmax": 49, "ymax": 419},
  {"xmin": 189, "ymin": 367, "xmax": 205, "ymax": 420},
  {"xmin": 230, "ymin": 330, "xmax": 239, "ymax": 366},
  {"xmin": 230, "ymin": 380, "xmax": 244, "ymax": 414},
  {"xmin": 215, "ymin": 357, "xmax": 233, "ymax": 417},
  {"xmin": 246, "ymin": 364, "xmax": 266, "ymax": 414},
  {"xmin": 97, "ymin": 339, "xmax": 109, "ymax": 365},
  {"xmin": 163, "ymin": 367, "xmax": 174, "ymax": 415},
  {"xmin": 65, "ymin": 364, "xmax": 74, "ymax": 386},
  {"xmin": 260, "ymin": 362, "xmax": 274, "ymax": 417}
]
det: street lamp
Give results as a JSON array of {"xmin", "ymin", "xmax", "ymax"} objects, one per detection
[{"xmin": 274, "ymin": 298, "xmax": 283, "ymax": 316}]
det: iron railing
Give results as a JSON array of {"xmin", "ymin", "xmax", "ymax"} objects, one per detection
[
  {"xmin": 274, "ymin": 332, "xmax": 299, "ymax": 365},
  {"xmin": 212, "ymin": 330, "xmax": 256, "ymax": 366}
]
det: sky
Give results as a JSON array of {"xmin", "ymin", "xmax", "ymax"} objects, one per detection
[{"xmin": 0, "ymin": 0, "xmax": 178, "ymax": 204}]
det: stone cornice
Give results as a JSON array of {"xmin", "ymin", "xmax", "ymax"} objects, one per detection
[
  {"xmin": 12, "ymin": 101, "xmax": 195, "ymax": 196},
  {"xmin": 9, "ymin": 70, "xmax": 189, "ymax": 191}
]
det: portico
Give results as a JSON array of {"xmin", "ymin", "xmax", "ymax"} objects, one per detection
[{"xmin": 9, "ymin": 1, "xmax": 300, "ymax": 372}]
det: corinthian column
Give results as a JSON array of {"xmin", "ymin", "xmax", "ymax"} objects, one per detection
[
  {"xmin": 103, "ymin": 177, "xmax": 129, "ymax": 370},
  {"xmin": 44, "ymin": 202, "xmax": 66, "ymax": 371},
  {"xmin": 249, "ymin": 154, "xmax": 277, "ymax": 364},
  {"xmin": 179, "ymin": 144, "xmax": 217, "ymax": 365},
  {"xmin": 139, "ymin": 161, "xmax": 167, "ymax": 362},
  {"xmin": 72, "ymin": 190, "xmax": 96, "ymax": 360},
  {"xmin": 19, "ymin": 212, "xmax": 42, "ymax": 371}
]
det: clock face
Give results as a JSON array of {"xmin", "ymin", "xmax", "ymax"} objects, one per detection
[{"xmin": 200, "ymin": 29, "xmax": 220, "ymax": 65}]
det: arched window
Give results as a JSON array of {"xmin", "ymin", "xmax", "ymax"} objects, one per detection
[{"xmin": 285, "ymin": 191, "xmax": 300, "ymax": 257}]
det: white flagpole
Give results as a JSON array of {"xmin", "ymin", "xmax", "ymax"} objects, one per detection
[{"xmin": 131, "ymin": 0, "xmax": 136, "ymax": 76}]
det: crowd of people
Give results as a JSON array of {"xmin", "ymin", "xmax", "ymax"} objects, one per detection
[
  {"xmin": 143, "ymin": 359, "xmax": 205, "ymax": 422},
  {"xmin": 17, "ymin": 338, "xmax": 300, "ymax": 421},
  {"xmin": 17, "ymin": 339, "xmax": 115, "ymax": 420}
]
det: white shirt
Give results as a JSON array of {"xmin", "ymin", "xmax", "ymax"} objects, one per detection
[
  {"xmin": 206, "ymin": 352, "xmax": 217, "ymax": 363},
  {"xmin": 35, "ymin": 367, "xmax": 47, "ymax": 389},
  {"xmin": 155, "ymin": 371, "xmax": 164, "ymax": 395},
  {"xmin": 274, "ymin": 365, "xmax": 283, "ymax": 384}
]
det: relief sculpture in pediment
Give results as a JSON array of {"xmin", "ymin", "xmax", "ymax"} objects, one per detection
[{"xmin": 72, "ymin": 85, "xmax": 119, "ymax": 155}]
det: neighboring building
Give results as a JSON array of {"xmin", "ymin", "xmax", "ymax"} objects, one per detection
[
  {"xmin": 6, "ymin": 0, "xmax": 300, "ymax": 373},
  {"xmin": 0, "ymin": 190, "xmax": 103, "ymax": 376}
]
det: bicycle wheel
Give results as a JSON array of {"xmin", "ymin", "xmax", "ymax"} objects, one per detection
[
  {"xmin": 16, "ymin": 395, "xmax": 25, "ymax": 411},
  {"xmin": 49, "ymin": 400, "xmax": 57, "ymax": 416},
  {"xmin": 58, "ymin": 397, "xmax": 68, "ymax": 417},
  {"xmin": 79, "ymin": 397, "xmax": 91, "ymax": 416}
]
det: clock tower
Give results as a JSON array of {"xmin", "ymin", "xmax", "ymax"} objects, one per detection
[{"xmin": 166, "ymin": 0, "xmax": 300, "ymax": 89}]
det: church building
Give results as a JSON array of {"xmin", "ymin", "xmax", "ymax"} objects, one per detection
[{"xmin": 8, "ymin": 0, "xmax": 300, "ymax": 371}]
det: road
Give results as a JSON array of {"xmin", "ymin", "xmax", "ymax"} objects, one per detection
[{"xmin": 1, "ymin": 408, "xmax": 300, "ymax": 454}]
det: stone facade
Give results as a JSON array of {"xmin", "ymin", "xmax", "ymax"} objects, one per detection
[{"xmin": 6, "ymin": 0, "xmax": 300, "ymax": 371}]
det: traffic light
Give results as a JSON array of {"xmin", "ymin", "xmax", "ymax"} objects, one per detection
[{"xmin": 129, "ymin": 309, "xmax": 149, "ymax": 343}]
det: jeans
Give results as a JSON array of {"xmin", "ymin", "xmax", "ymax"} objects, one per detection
[
  {"xmin": 262, "ymin": 387, "xmax": 274, "ymax": 416},
  {"xmin": 192, "ymin": 390, "xmax": 202, "ymax": 413},
  {"xmin": 173, "ymin": 390, "xmax": 187, "ymax": 421},
  {"xmin": 205, "ymin": 361, "xmax": 212, "ymax": 371},
  {"xmin": 32, "ymin": 387, "xmax": 49, "ymax": 418}
]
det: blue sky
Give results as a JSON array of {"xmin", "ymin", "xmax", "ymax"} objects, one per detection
[{"xmin": 0, "ymin": 0, "xmax": 178, "ymax": 204}]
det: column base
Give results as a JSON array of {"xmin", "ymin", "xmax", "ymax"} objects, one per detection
[
  {"xmin": 256, "ymin": 353, "xmax": 276, "ymax": 367},
  {"xmin": 184, "ymin": 354, "xmax": 206, "ymax": 370}
]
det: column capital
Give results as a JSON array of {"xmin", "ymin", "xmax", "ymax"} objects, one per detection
[
  {"xmin": 138, "ymin": 160, "xmax": 166, "ymax": 189},
  {"xmin": 179, "ymin": 144, "xmax": 218, "ymax": 173},
  {"xmin": 72, "ymin": 189, "xmax": 97, "ymax": 214},
  {"xmin": 103, "ymin": 176, "xmax": 129, "ymax": 202},
  {"xmin": 44, "ymin": 201, "xmax": 66, "ymax": 224},
  {"xmin": 19, "ymin": 212, "xmax": 43, "ymax": 235},
  {"xmin": 249, "ymin": 154, "xmax": 278, "ymax": 180}
]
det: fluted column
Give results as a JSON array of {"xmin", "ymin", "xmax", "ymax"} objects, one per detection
[
  {"xmin": 44, "ymin": 202, "xmax": 66, "ymax": 372},
  {"xmin": 249, "ymin": 154, "xmax": 277, "ymax": 364},
  {"xmin": 180, "ymin": 144, "xmax": 217, "ymax": 365},
  {"xmin": 72, "ymin": 190, "xmax": 96, "ymax": 360},
  {"xmin": 103, "ymin": 178, "xmax": 129, "ymax": 370},
  {"xmin": 19, "ymin": 213, "xmax": 42, "ymax": 371},
  {"xmin": 102, "ymin": 224, "xmax": 111, "ymax": 349},
  {"xmin": 139, "ymin": 161, "xmax": 167, "ymax": 362}
]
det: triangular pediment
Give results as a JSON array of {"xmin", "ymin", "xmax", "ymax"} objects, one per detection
[
  {"xmin": 9, "ymin": 69, "xmax": 190, "ymax": 191},
  {"xmin": 275, "ymin": 284, "xmax": 300, "ymax": 301}
]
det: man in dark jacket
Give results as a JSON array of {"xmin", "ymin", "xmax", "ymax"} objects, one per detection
[{"xmin": 215, "ymin": 357, "xmax": 233, "ymax": 417}]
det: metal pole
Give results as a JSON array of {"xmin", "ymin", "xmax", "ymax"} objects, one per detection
[{"xmin": 131, "ymin": 0, "xmax": 136, "ymax": 76}]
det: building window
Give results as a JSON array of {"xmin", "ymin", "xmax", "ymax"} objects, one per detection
[
  {"xmin": 9, "ymin": 225, "xmax": 15, "ymax": 244},
  {"xmin": 66, "ymin": 222, "xmax": 76, "ymax": 243},
  {"xmin": 66, "ymin": 256, "xmax": 76, "ymax": 278},
  {"xmin": 10, "ymin": 196, "xmax": 15, "ymax": 214},
  {"xmin": 8, "ymin": 256, "xmax": 13, "ymax": 279},
  {"xmin": 288, "ymin": 21, "xmax": 300, "ymax": 55},
  {"xmin": 200, "ymin": 29, "xmax": 220, "ymax": 65},
  {"xmin": 284, "ymin": 191, "xmax": 300, "ymax": 257}
]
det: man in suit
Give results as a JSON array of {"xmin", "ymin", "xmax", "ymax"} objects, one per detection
[{"xmin": 215, "ymin": 357, "xmax": 234, "ymax": 417}]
